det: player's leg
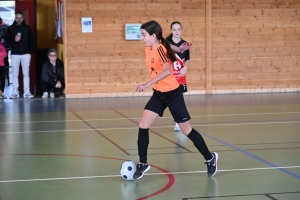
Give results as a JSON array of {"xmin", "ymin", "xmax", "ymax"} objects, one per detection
[
  {"xmin": 178, "ymin": 121, "xmax": 218, "ymax": 177},
  {"xmin": 174, "ymin": 84, "xmax": 187, "ymax": 131},
  {"xmin": 134, "ymin": 92, "xmax": 166, "ymax": 179},
  {"xmin": 134, "ymin": 110, "xmax": 158, "ymax": 180},
  {"xmin": 168, "ymin": 88, "xmax": 218, "ymax": 177}
]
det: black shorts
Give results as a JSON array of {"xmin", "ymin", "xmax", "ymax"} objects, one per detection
[
  {"xmin": 179, "ymin": 84, "xmax": 187, "ymax": 93},
  {"xmin": 144, "ymin": 87, "xmax": 191, "ymax": 123}
]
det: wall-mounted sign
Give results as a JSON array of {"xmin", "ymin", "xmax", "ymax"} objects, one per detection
[
  {"xmin": 125, "ymin": 24, "xmax": 141, "ymax": 40},
  {"xmin": 82, "ymin": 17, "xmax": 92, "ymax": 33}
]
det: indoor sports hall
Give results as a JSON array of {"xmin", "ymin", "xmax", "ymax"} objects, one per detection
[
  {"xmin": 1, "ymin": 0, "xmax": 300, "ymax": 200},
  {"xmin": 0, "ymin": 93, "xmax": 300, "ymax": 199}
]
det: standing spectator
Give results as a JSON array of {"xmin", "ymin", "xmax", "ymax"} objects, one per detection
[
  {"xmin": 5, "ymin": 12, "xmax": 34, "ymax": 99},
  {"xmin": 0, "ymin": 17, "xmax": 9, "ymax": 43},
  {"xmin": 0, "ymin": 38, "xmax": 8, "ymax": 99},
  {"xmin": 41, "ymin": 49, "xmax": 64, "ymax": 98},
  {"xmin": 0, "ymin": 17, "xmax": 10, "ymax": 69}
]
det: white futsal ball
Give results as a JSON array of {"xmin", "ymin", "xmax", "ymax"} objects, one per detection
[{"xmin": 120, "ymin": 160, "xmax": 136, "ymax": 180}]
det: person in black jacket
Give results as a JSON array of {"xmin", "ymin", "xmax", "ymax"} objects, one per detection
[
  {"xmin": 5, "ymin": 12, "xmax": 34, "ymax": 99},
  {"xmin": 0, "ymin": 17, "xmax": 9, "ymax": 43},
  {"xmin": 41, "ymin": 49, "xmax": 64, "ymax": 98}
]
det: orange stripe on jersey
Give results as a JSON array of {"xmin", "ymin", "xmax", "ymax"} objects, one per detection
[{"xmin": 157, "ymin": 46, "xmax": 169, "ymax": 63}]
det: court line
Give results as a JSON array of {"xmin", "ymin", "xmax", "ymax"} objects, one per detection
[
  {"xmin": 1, "ymin": 120, "xmax": 300, "ymax": 134},
  {"xmin": 1, "ymin": 165, "xmax": 300, "ymax": 183},
  {"xmin": 0, "ymin": 153, "xmax": 175, "ymax": 200},
  {"xmin": 1, "ymin": 111, "xmax": 300, "ymax": 125},
  {"xmin": 69, "ymin": 109, "xmax": 130, "ymax": 155},
  {"xmin": 182, "ymin": 191, "xmax": 300, "ymax": 200},
  {"xmin": 199, "ymin": 131, "xmax": 300, "ymax": 180},
  {"xmin": 111, "ymin": 108, "xmax": 192, "ymax": 153}
]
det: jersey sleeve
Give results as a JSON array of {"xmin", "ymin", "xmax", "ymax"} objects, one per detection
[{"xmin": 157, "ymin": 46, "xmax": 170, "ymax": 64}]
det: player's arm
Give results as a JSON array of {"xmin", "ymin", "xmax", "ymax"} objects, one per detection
[
  {"xmin": 136, "ymin": 62, "xmax": 172, "ymax": 92},
  {"xmin": 170, "ymin": 44, "xmax": 181, "ymax": 52},
  {"xmin": 180, "ymin": 60, "xmax": 189, "ymax": 76},
  {"xmin": 170, "ymin": 42, "xmax": 192, "ymax": 53}
]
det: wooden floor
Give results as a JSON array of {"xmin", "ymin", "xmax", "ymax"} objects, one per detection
[{"xmin": 0, "ymin": 92, "xmax": 300, "ymax": 200}]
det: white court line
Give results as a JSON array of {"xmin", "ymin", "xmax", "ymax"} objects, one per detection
[
  {"xmin": 1, "ymin": 111, "xmax": 300, "ymax": 125},
  {"xmin": 1, "ymin": 165, "xmax": 300, "ymax": 183},
  {"xmin": 1, "ymin": 120, "xmax": 300, "ymax": 134}
]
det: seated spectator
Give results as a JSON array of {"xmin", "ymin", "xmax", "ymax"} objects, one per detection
[
  {"xmin": 41, "ymin": 49, "xmax": 64, "ymax": 98},
  {"xmin": 0, "ymin": 37, "xmax": 8, "ymax": 99}
]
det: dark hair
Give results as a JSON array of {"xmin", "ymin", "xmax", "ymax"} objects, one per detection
[
  {"xmin": 166, "ymin": 21, "xmax": 182, "ymax": 43},
  {"xmin": 141, "ymin": 20, "xmax": 176, "ymax": 63},
  {"xmin": 15, "ymin": 11, "xmax": 24, "ymax": 16},
  {"xmin": 0, "ymin": 17, "xmax": 2, "ymax": 24},
  {"xmin": 47, "ymin": 48, "xmax": 58, "ymax": 56}
]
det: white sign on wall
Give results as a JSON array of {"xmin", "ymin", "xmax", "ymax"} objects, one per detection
[
  {"xmin": 125, "ymin": 24, "xmax": 141, "ymax": 40},
  {"xmin": 82, "ymin": 17, "xmax": 93, "ymax": 33}
]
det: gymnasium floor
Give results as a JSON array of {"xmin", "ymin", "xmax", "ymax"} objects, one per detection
[{"xmin": 0, "ymin": 92, "xmax": 300, "ymax": 200}]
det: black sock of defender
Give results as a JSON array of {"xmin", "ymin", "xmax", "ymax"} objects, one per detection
[
  {"xmin": 187, "ymin": 129, "xmax": 213, "ymax": 160},
  {"xmin": 137, "ymin": 128, "xmax": 149, "ymax": 164}
]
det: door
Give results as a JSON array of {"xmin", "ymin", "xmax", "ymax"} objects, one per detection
[{"xmin": 15, "ymin": 0, "xmax": 36, "ymax": 94}]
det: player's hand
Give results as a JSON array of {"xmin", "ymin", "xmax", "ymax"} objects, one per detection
[
  {"xmin": 179, "ymin": 42, "xmax": 192, "ymax": 53},
  {"xmin": 179, "ymin": 66, "xmax": 187, "ymax": 76},
  {"xmin": 136, "ymin": 83, "xmax": 150, "ymax": 92}
]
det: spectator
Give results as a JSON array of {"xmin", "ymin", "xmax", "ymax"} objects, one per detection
[
  {"xmin": 0, "ymin": 17, "xmax": 9, "ymax": 41},
  {"xmin": 5, "ymin": 12, "xmax": 34, "ymax": 99},
  {"xmin": 41, "ymin": 49, "xmax": 64, "ymax": 98},
  {"xmin": 0, "ymin": 38, "xmax": 8, "ymax": 99}
]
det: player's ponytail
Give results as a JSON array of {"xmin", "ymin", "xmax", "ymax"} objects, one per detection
[
  {"xmin": 141, "ymin": 20, "xmax": 176, "ymax": 63},
  {"xmin": 160, "ymin": 37, "xmax": 176, "ymax": 62}
]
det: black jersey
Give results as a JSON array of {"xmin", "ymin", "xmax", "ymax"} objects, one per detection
[{"xmin": 169, "ymin": 39, "xmax": 190, "ymax": 85}]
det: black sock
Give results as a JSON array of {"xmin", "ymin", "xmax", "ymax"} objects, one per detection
[
  {"xmin": 137, "ymin": 128, "xmax": 149, "ymax": 164},
  {"xmin": 187, "ymin": 129, "xmax": 213, "ymax": 160}
]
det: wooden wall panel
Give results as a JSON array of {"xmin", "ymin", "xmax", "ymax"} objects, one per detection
[
  {"xmin": 64, "ymin": 0, "xmax": 300, "ymax": 97},
  {"xmin": 211, "ymin": 0, "xmax": 300, "ymax": 91},
  {"xmin": 64, "ymin": 0, "xmax": 206, "ymax": 97}
]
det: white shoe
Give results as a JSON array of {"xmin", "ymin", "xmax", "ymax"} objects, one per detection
[
  {"xmin": 42, "ymin": 92, "xmax": 49, "ymax": 98},
  {"xmin": 24, "ymin": 89, "xmax": 34, "ymax": 98},
  {"xmin": 50, "ymin": 92, "xmax": 55, "ymax": 98},
  {"xmin": 0, "ymin": 93, "xmax": 7, "ymax": 99},
  {"xmin": 174, "ymin": 123, "xmax": 181, "ymax": 131},
  {"xmin": 10, "ymin": 90, "xmax": 20, "ymax": 99}
]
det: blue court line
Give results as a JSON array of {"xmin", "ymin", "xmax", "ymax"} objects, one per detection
[{"xmin": 200, "ymin": 132, "xmax": 300, "ymax": 180}]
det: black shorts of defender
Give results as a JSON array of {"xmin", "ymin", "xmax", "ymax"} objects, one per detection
[
  {"xmin": 144, "ymin": 87, "xmax": 191, "ymax": 123},
  {"xmin": 179, "ymin": 84, "xmax": 188, "ymax": 93}
]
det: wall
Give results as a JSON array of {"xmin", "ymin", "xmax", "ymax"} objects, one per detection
[
  {"xmin": 211, "ymin": 0, "xmax": 300, "ymax": 93},
  {"xmin": 64, "ymin": 0, "xmax": 300, "ymax": 98}
]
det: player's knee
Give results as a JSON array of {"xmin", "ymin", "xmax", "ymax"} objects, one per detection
[
  {"xmin": 178, "ymin": 123, "xmax": 192, "ymax": 136},
  {"xmin": 181, "ymin": 129, "xmax": 190, "ymax": 136},
  {"xmin": 139, "ymin": 121, "xmax": 150, "ymax": 129}
]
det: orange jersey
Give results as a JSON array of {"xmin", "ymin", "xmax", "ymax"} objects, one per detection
[{"xmin": 144, "ymin": 44, "xmax": 179, "ymax": 92}]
